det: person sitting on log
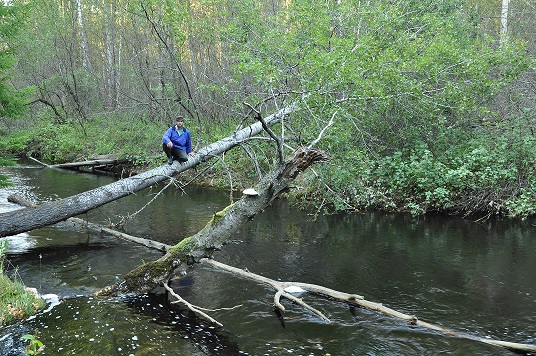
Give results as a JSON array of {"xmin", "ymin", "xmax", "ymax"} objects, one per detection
[{"xmin": 162, "ymin": 116, "xmax": 195, "ymax": 165}]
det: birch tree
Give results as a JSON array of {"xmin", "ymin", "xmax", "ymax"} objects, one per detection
[
  {"xmin": 75, "ymin": 0, "xmax": 91, "ymax": 69},
  {"xmin": 500, "ymin": 0, "xmax": 509, "ymax": 45}
]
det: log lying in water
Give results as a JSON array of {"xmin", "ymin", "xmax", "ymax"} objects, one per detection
[
  {"xmin": 7, "ymin": 194, "xmax": 169, "ymax": 252},
  {"xmin": 199, "ymin": 259, "xmax": 536, "ymax": 354},
  {"xmin": 29, "ymin": 155, "xmax": 122, "ymax": 169},
  {"xmin": 120, "ymin": 147, "xmax": 329, "ymax": 295}
]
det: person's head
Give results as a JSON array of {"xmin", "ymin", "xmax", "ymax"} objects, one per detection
[{"xmin": 176, "ymin": 116, "xmax": 185, "ymax": 128}]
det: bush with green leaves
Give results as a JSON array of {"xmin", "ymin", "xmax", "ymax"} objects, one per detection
[{"xmin": 295, "ymin": 129, "xmax": 535, "ymax": 218}]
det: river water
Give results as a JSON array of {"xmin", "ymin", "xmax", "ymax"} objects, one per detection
[{"xmin": 0, "ymin": 159, "xmax": 535, "ymax": 355}]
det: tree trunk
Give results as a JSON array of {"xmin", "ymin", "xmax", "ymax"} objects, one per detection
[
  {"xmin": 0, "ymin": 104, "xmax": 296, "ymax": 237},
  {"xmin": 75, "ymin": 0, "xmax": 91, "ymax": 69},
  {"xmin": 108, "ymin": 148, "xmax": 328, "ymax": 295},
  {"xmin": 500, "ymin": 0, "xmax": 509, "ymax": 45}
]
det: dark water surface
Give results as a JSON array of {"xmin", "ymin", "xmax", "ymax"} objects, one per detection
[{"xmin": 0, "ymin": 159, "xmax": 535, "ymax": 355}]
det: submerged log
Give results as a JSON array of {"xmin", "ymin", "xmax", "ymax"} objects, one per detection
[
  {"xmin": 0, "ymin": 104, "xmax": 297, "ymax": 237},
  {"xmin": 52, "ymin": 158, "xmax": 120, "ymax": 168},
  {"xmin": 7, "ymin": 194, "xmax": 169, "ymax": 252},
  {"xmin": 199, "ymin": 259, "xmax": 536, "ymax": 354},
  {"xmin": 29, "ymin": 154, "xmax": 122, "ymax": 169}
]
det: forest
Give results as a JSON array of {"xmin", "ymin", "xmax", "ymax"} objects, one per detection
[{"xmin": 0, "ymin": 0, "xmax": 535, "ymax": 219}]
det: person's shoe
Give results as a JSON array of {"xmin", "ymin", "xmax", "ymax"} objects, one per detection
[{"xmin": 167, "ymin": 157, "xmax": 174, "ymax": 165}]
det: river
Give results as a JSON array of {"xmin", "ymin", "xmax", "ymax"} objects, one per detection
[{"xmin": 0, "ymin": 158, "xmax": 535, "ymax": 355}]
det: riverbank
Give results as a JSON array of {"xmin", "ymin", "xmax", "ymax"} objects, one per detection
[
  {"xmin": 1, "ymin": 115, "xmax": 535, "ymax": 219},
  {"xmin": 0, "ymin": 275, "xmax": 45, "ymax": 327},
  {"xmin": 0, "ymin": 241, "xmax": 45, "ymax": 327}
]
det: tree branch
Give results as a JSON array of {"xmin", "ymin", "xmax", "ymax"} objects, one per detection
[
  {"xmin": 244, "ymin": 101, "xmax": 285, "ymax": 164},
  {"xmin": 163, "ymin": 282, "xmax": 224, "ymax": 327},
  {"xmin": 200, "ymin": 259, "xmax": 536, "ymax": 354}
]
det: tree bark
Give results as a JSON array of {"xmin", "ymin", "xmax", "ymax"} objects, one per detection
[
  {"xmin": 75, "ymin": 0, "xmax": 91, "ymax": 69},
  {"xmin": 0, "ymin": 104, "xmax": 296, "ymax": 238},
  {"xmin": 98, "ymin": 147, "xmax": 328, "ymax": 295},
  {"xmin": 500, "ymin": 0, "xmax": 509, "ymax": 45}
]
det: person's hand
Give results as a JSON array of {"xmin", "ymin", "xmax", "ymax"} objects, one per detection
[
  {"xmin": 167, "ymin": 142, "xmax": 173, "ymax": 148},
  {"xmin": 188, "ymin": 152, "xmax": 196, "ymax": 157}
]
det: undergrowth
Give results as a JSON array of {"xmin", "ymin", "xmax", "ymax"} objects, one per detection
[{"xmin": 0, "ymin": 112, "xmax": 535, "ymax": 219}]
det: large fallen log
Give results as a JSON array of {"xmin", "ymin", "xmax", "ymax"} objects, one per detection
[
  {"xmin": 117, "ymin": 148, "xmax": 328, "ymax": 295},
  {"xmin": 0, "ymin": 104, "xmax": 297, "ymax": 237}
]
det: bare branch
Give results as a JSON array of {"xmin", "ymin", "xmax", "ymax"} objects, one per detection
[
  {"xmin": 201, "ymin": 259, "xmax": 536, "ymax": 354},
  {"xmin": 244, "ymin": 101, "xmax": 284, "ymax": 163},
  {"xmin": 307, "ymin": 110, "xmax": 337, "ymax": 149},
  {"xmin": 163, "ymin": 282, "xmax": 224, "ymax": 327}
]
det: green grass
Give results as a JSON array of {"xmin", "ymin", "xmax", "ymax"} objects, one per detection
[
  {"xmin": 0, "ymin": 242, "xmax": 46, "ymax": 326},
  {"xmin": 0, "ymin": 274, "xmax": 45, "ymax": 326}
]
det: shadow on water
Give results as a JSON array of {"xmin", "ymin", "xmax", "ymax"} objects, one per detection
[{"xmin": 124, "ymin": 294, "xmax": 243, "ymax": 355}]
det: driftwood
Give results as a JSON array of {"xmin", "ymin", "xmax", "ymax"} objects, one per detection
[
  {"xmin": 29, "ymin": 154, "xmax": 122, "ymax": 169},
  {"xmin": 198, "ymin": 259, "xmax": 536, "ymax": 354},
  {"xmin": 0, "ymin": 104, "xmax": 297, "ymax": 238}
]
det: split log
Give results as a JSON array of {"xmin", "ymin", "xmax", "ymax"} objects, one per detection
[
  {"xmin": 101, "ymin": 147, "xmax": 328, "ymax": 295},
  {"xmin": 0, "ymin": 104, "xmax": 297, "ymax": 238},
  {"xmin": 29, "ymin": 155, "xmax": 123, "ymax": 172},
  {"xmin": 52, "ymin": 159, "xmax": 120, "ymax": 168}
]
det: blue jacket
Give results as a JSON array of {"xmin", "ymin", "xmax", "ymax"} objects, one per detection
[{"xmin": 162, "ymin": 125, "xmax": 193, "ymax": 154}]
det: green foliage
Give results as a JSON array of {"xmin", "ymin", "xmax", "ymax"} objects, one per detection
[
  {"xmin": 505, "ymin": 187, "xmax": 536, "ymax": 220},
  {"xmin": 0, "ymin": 2, "xmax": 30, "ymax": 119},
  {"xmin": 0, "ymin": 241, "xmax": 46, "ymax": 327},
  {"xmin": 0, "ymin": 154, "xmax": 16, "ymax": 188},
  {"xmin": 20, "ymin": 332, "xmax": 44, "ymax": 355},
  {"xmin": 0, "ymin": 131, "xmax": 31, "ymax": 153},
  {"xmin": 215, "ymin": 0, "xmax": 529, "ymax": 149},
  {"xmin": 296, "ymin": 127, "xmax": 535, "ymax": 217}
]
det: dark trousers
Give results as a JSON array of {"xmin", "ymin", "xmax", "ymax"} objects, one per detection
[{"xmin": 162, "ymin": 144, "xmax": 188, "ymax": 162}]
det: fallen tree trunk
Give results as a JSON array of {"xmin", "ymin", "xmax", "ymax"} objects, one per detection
[
  {"xmin": 0, "ymin": 104, "xmax": 297, "ymax": 237},
  {"xmin": 97, "ymin": 148, "xmax": 328, "ymax": 295}
]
